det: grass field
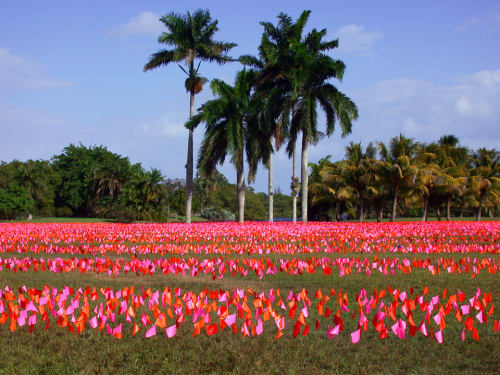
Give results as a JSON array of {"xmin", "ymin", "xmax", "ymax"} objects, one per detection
[{"xmin": 0, "ymin": 221, "xmax": 498, "ymax": 375}]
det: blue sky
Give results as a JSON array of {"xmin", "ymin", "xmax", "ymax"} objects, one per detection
[{"xmin": 1, "ymin": 0, "xmax": 499, "ymax": 193}]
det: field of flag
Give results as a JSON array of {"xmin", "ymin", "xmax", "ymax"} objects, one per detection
[{"xmin": 0, "ymin": 221, "xmax": 498, "ymax": 374}]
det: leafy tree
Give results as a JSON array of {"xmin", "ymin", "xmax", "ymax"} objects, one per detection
[
  {"xmin": 52, "ymin": 144, "xmax": 144, "ymax": 218},
  {"xmin": 287, "ymin": 27, "xmax": 358, "ymax": 222},
  {"xmin": 240, "ymin": 11, "xmax": 311, "ymax": 222},
  {"xmin": 378, "ymin": 134, "xmax": 419, "ymax": 221},
  {"xmin": 342, "ymin": 142, "xmax": 377, "ymax": 221},
  {"xmin": 468, "ymin": 148, "xmax": 500, "ymax": 220},
  {"xmin": 309, "ymin": 157, "xmax": 353, "ymax": 221},
  {"xmin": 189, "ymin": 69, "xmax": 263, "ymax": 222},
  {"xmin": 144, "ymin": 9, "xmax": 236, "ymax": 223},
  {"xmin": 0, "ymin": 184, "xmax": 35, "ymax": 219},
  {"xmin": 0, "ymin": 160, "xmax": 58, "ymax": 216}
]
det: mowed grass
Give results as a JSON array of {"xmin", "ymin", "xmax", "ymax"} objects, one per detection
[{"xmin": 0, "ymin": 225, "xmax": 499, "ymax": 374}]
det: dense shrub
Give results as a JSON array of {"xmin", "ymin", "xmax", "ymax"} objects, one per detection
[
  {"xmin": 200, "ymin": 206, "xmax": 235, "ymax": 221},
  {"xmin": 0, "ymin": 184, "xmax": 35, "ymax": 219},
  {"xmin": 55, "ymin": 206, "xmax": 73, "ymax": 218}
]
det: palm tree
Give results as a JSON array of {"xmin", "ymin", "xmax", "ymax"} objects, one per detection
[
  {"xmin": 433, "ymin": 136, "xmax": 469, "ymax": 220},
  {"xmin": 188, "ymin": 69, "xmax": 263, "ymax": 222},
  {"xmin": 342, "ymin": 142, "xmax": 377, "ymax": 221},
  {"xmin": 365, "ymin": 162, "xmax": 390, "ymax": 222},
  {"xmin": 288, "ymin": 29, "xmax": 358, "ymax": 222},
  {"xmin": 240, "ymin": 11, "xmax": 311, "ymax": 222},
  {"xmin": 144, "ymin": 9, "xmax": 236, "ymax": 223},
  {"xmin": 309, "ymin": 158, "xmax": 353, "ymax": 221},
  {"xmin": 378, "ymin": 134, "xmax": 419, "ymax": 221},
  {"xmin": 414, "ymin": 149, "xmax": 442, "ymax": 221},
  {"xmin": 469, "ymin": 148, "xmax": 500, "ymax": 220}
]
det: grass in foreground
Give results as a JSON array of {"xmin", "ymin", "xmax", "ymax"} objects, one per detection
[{"xmin": 0, "ymin": 262, "xmax": 498, "ymax": 374}]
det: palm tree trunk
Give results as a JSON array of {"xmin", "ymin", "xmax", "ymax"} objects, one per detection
[
  {"xmin": 236, "ymin": 159, "xmax": 245, "ymax": 223},
  {"xmin": 376, "ymin": 206, "xmax": 381, "ymax": 222},
  {"xmin": 336, "ymin": 201, "xmax": 341, "ymax": 222},
  {"xmin": 185, "ymin": 91, "xmax": 195, "ymax": 224},
  {"xmin": 359, "ymin": 191, "xmax": 364, "ymax": 222},
  {"xmin": 268, "ymin": 148, "xmax": 274, "ymax": 222},
  {"xmin": 292, "ymin": 145, "xmax": 297, "ymax": 223},
  {"xmin": 446, "ymin": 198, "xmax": 451, "ymax": 221},
  {"xmin": 476, "ymin": 200, "xmax": 482, "ymax": 221},
  {"xmin": 391, "ymin": 185, "xmax": 399, "ymax": 222},
  {"xmin": 436, "ymin": 206, "xmax": 441, "ymax": 221},
  {"xmin": 422, "ymin": 197, "xmax": 428, "ymax": 222},
  {"xmin": 301, "ymin": 131, "xmax": 309, "ymax": 223}
]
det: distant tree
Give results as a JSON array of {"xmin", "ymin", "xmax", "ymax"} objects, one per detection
[
  {"xmin": 0, "ymin": 184, "xmax": 35, "ymax": 219},
  {"xmin": 378, "ymin": 134, "xmax": 419, "ymax": 221},
  {"xmin": 468, "ymin": 148, "xmax": 500, "ymax": 220},
  {"xmin": 52, "ymin": 144, "xmax": 144, "ymax": 218},
  {"xmin": 342, "ymin": 142, "xmax": 377, "ymax": 222}
]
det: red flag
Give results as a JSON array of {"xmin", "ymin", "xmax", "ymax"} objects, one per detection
[{"xmin": 206, "ymin": 323, "xmax": 218, "ymax": 336}]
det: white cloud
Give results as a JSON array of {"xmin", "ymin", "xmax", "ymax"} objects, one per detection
[
  {"xmin": 334, "ymin": 24, "xmax": 383, "ymax": 55},
  {"xmin": 456, "ymin": 6, "xmax": 500, "ymax": 31},
  {"xmin": 110, "ymin": 11, "xmax": 163, "ymax": 36},
  {"xmin": 456, "ymin": 17, "xmax": 481, "ymax": 31},
  {"xmin": 455, "ymin": 96, "xmax": 472, "ymax": 116},
  {"xmin": 0, "ymin": 48, "xmax": 72, "ymax": 90},
  {"xmin": 342, "ymin": 68, "xmax": 500, "ymax": 150},
  {"xmin": 138, "ymin": 115, "xmax": 186, "ymax": 138}
]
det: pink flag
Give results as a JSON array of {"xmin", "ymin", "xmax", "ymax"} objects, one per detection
[
  {"xmin": 433, "ymin": 313, "xmax": 441, "ymax": 326},
  {"xmin": 26, "ymin": 301, "xmax": 38, "ymax": 313},
  {"xmin": 461, "ymin": 329, "xmax": 465, "ymax": 342},
  {"xmin": 166, "ymin": 324, "xmax": 177, "ymax": 338},
  {"xmin": 224, "ymin": 313, "xmax": 236, "ymax": 327},
  {"xmin": 89, "ymin": 316, "xmax": 98, "ymax": 329},
  {"xmin": 461, "ymin": 305, "xmax": 470, "ymax": 315},
  {"xmin": 145, "ymin": 325, "xmax": 156, "ymax": 338},
  {"xmin": 351, "ymin": 329, "xmax": 361, "ymax": 344},
  {"xmin": 475, "ymin": 311, "xmax": 483, "ymax": 324},
  {"xmin": 28, "ymin": 314, "xmax": 37, "ymax": 326},
  {"xmin": 301, "ymin": 306, "xmax": 309, "ymax": 318},
  {"xmin": 256, "ymin": 319, "xmax": 263, "ymax": 335},
  {"xmin": 435, "ymin": 330, "xmax": 443, "ymax": 344},
  {"xmin": 112, "ymin": 324, "xmax": 122, "ymax": 335},
  {"xmin": 419, "ymin": 322, "xmax": 428, "ymax": 336},
  {"xmin": 327, "ymin": 324, "xmax": 340, "ymax": 339}
]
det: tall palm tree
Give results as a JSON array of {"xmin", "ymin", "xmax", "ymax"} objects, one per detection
[
  {"xmin": 188, "ymin": 69, "xmax": 263, "ymax": 222},
  {"xmin": 288, "ymin": 28, "xmax": 358, "ymax": 222},
  {"xmin": 378, "ymin": 134, "xmax": 419, "ymax": 221},
  {"xmin": 144, "ymin": 9, "xmax": 236, "ymax": 223},
  {"xmin": 240, "ymin": 11, "xmax": 311, "ymax": 222}
]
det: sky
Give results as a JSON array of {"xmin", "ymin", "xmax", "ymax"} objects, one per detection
[{"xmin": 1, "ymin": 0, "xmax": 499, "ymax": 193}]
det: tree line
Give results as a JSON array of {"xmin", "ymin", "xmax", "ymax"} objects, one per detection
[
  {"xmin": 1, "ymin": 135, "xmax": 497, "ymax": 222},
  {"xmin": 0, "ymin": 144, "xmax": 294, "ymax": 221},
  {"xmin": 308, "ymin": 134, "xmax": 499, "ymax": 222}
]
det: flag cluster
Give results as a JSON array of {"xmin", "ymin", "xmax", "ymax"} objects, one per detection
[{"xmin": 1, "ymin": 285, "xmax": 497, "ymax": 344}]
